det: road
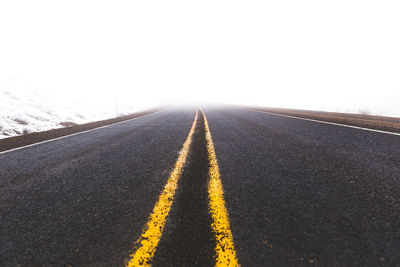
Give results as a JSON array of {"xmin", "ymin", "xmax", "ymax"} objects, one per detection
[{"xmin": 1, "ymin": 106, "xmax": 399, "ymax": 266}]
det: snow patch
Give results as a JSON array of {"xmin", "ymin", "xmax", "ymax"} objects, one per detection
[{"xmin": 0, "ymin": 89, "xmax": 153, "ymax": 139}]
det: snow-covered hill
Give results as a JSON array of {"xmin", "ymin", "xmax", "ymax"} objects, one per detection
[{"xmin": 0, "ymin": 89, "xmax": 152, "ymax": 139}]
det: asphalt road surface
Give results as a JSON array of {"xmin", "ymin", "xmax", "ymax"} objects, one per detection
[{"xmin": 1, "ymin": 106, "xmax": 399, "ymax": 266}]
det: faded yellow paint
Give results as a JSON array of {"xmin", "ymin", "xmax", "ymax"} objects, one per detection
[
  {"xmin": 126, "ymin": 110, "xmax": 198, "ymax": 267},
  {"xmin": 202, "ymin": 110, "xmax": 240, "ymax": 267}
]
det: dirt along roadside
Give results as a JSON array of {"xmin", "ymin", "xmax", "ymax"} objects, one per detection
[
  {"xmin": 0, "ymin": 107, "xmax": 165, "ymax": 153},
  {"xmin": 250, "ymin": 106, "xmax": 400, "ymax": 134}
]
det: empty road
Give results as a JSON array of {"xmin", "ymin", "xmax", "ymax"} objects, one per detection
[{"xmin": 1, "ymin": 107, "xmax": 399, "ymax": 266}]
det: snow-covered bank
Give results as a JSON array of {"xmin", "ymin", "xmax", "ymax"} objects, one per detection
[
  {"xmin": 250, "ymin": 98, "xmax": 400, "ymax": 119},
  {"xmin": 0, "ymin": 89, "xmax": 154, "ymax": 139}
]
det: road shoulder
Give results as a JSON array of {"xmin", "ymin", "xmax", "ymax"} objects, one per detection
[
  {"xmin": 0, "ymin": 107, "xmax": 164, "ymax": 153},
  {"xmin": 249, "ymin": 106, "xmax": 400, "ymax": 134}
]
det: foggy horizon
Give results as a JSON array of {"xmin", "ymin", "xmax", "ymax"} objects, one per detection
[{"xmin": 1, "ymin": 0, "xmax": 400, "ymax": 118}]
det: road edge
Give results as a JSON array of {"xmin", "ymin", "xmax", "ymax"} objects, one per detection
[
  {"xmin": 247, "ymin": 106, "xmax": 400, "ymax": 136},
  {"xmin": 0, "ymin": 107, "xmax": 166, "ymax": 154}
]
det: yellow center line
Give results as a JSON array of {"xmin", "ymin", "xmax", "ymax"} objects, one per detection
[
  {"xmin": 202, "ymin": 110, "xmax": 240, "ymax": 267},
  {"xmin": 126, "ymin": 110, "xmax": 198, "ymax": 267}
]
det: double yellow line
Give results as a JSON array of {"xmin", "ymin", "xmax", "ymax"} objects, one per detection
[
  {"xmin": 126, "ymin": 109, "xmax": 239, "ymax": 266},
  {"xmin": 203, "ymin": 111, "xmax": 239, "ymax": 266}
]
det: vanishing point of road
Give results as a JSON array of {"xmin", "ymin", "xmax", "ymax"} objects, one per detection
[{"xmin": 1, "ymin": 106, "xmax": 399, "ymax": 266}]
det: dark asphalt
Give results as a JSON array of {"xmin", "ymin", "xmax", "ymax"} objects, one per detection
[
  {"xmin": 0, "ymin": 108, "xmax": 195, "ymax": 266},
  {"xmin": 1, "ymin": 106, "xmax": 400, "ymax": 266},
  {"xmin": 206, "ymin": 107, "xmax": 400, "ymax": 266}
]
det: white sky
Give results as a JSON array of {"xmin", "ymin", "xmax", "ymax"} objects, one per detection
[{"xmin": 1, "ymin": 1, "xmax": 399, "ymax": 115}]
